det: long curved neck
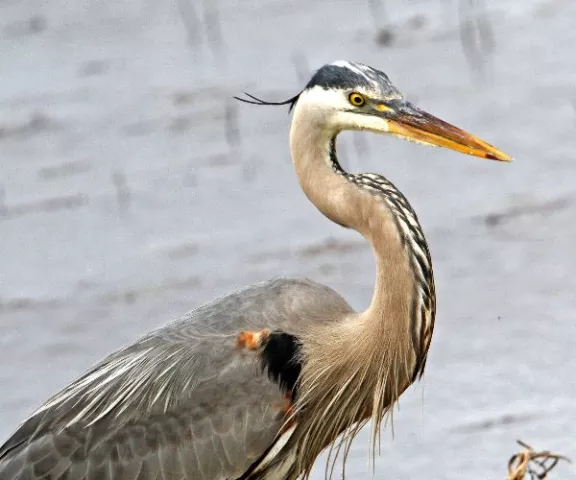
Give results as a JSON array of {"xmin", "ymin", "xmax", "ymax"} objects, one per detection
[
  {"xmin": 289, "ymin": 113, "xmax": 416, "ymax": 336},
  {"xmin": 288, "ymin": 106, "xmax": 435, "ymax": 474}
]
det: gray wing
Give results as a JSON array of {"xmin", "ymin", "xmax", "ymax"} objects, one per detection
[{"xmin": 0, "ymin": 278, "xmax": 352, "ymax": 480}]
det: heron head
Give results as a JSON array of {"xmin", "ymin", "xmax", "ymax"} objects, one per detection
[{"xmin": 293, "ymin": 61, "xmax": 511, "ymax": 161}]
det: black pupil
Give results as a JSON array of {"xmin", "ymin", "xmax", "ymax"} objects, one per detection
[{"xmin": 353, "ymin": 95, "xmax": 361, "ymax": 104}]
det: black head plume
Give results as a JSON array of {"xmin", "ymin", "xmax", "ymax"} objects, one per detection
[{"xmin": 233, "ymin": 92, "xmax": 301, "ymax": 112}]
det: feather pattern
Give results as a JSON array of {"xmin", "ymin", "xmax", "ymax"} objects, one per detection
[
  {"xmin": 0, "ymin": 279, "xmax": 353, "ymax": 480},
  {"xmin": 346, "ymin": 172, "xmax": 436, "ymax": 379},
  {"xmin": 329, "ymin": 136, "xmax": 435, "ymax": 379}
]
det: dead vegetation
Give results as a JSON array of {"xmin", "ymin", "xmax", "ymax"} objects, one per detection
[{"xmin": 507, "ymin": 440, "xmax": 570, "ymax": 480}]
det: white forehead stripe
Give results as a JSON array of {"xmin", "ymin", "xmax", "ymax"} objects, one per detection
[{"xmin": 331, "ymin": 60, "xmax": 375, "ymax": 84}]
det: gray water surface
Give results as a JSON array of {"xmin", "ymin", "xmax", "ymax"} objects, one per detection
[{"xmin": 1, "ymin": 0, "xmax": 575, "ymax": 478}]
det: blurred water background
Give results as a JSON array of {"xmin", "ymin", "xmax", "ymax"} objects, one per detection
[{"xmin": 1, "ymin": 0, "xmax": 576, "ymax": 477}]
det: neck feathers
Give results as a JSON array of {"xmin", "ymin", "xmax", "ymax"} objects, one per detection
[
  {"xmin": 289, "ymin": 110, "xmax": 436, "ymax": 477},
  {"xmin": 290, "ymin": 111, "xmax": 435, "ymax": 374}
]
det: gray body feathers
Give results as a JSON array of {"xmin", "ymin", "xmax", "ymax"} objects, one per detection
[{"xmin": 0, "ymin": 278, "xmax": 353, "ymax": 480}]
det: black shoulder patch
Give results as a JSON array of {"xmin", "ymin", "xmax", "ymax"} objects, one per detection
[{"xmin": 260, "ymin": 331, "xmax": 302, "ymax": 398}]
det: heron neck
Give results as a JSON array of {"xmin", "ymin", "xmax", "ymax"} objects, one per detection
[{"xmin": 289, "ymin": 116, "xmax": 416, "ymax": 351}]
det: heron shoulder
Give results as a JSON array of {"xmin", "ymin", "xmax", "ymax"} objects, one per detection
[
  {"xmin": 0, "ymin": 277, "xmax": 352, "ymax": 477},
  {"xmin": 175, "ymin": 277, "xmax": 354, "ymax": 333}
]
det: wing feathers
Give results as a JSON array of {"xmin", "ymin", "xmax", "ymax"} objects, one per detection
[{"xmin": 0, "ymin": 278, "xmax": 353, "ymax": 479}]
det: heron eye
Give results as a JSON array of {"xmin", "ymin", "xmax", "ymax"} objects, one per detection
[{"xmin": 348, "ymin": 92, "xmax": 365, "ymax": 107}]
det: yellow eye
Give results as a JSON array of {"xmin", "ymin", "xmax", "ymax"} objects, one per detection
[{"xmin": 348, "ymin": 92, "xmax": 365, "ymax": 107}]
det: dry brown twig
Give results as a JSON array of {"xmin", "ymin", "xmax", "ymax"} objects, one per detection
[{"xmin": 507, "ymin": 440, "xmax": 570, "ymax": 480}]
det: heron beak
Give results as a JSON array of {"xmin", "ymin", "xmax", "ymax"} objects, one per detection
[{"xmin": 381, "ymin": 102, "xmax": 512, "ymax": 162}]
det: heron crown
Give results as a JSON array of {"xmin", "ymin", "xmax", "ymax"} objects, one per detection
[{"xmin": 305, "ymin": 61, "xmax": 403, "ymax": 101}]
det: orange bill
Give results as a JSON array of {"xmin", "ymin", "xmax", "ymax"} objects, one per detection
[{"xmin": 386, "ymin": 103, "xmax": 512, "ymax": 162}]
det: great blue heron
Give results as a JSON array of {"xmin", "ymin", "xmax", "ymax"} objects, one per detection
[{"xmin": 0, "ymin": 61, "xmax": 510, "ymax": 480}]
